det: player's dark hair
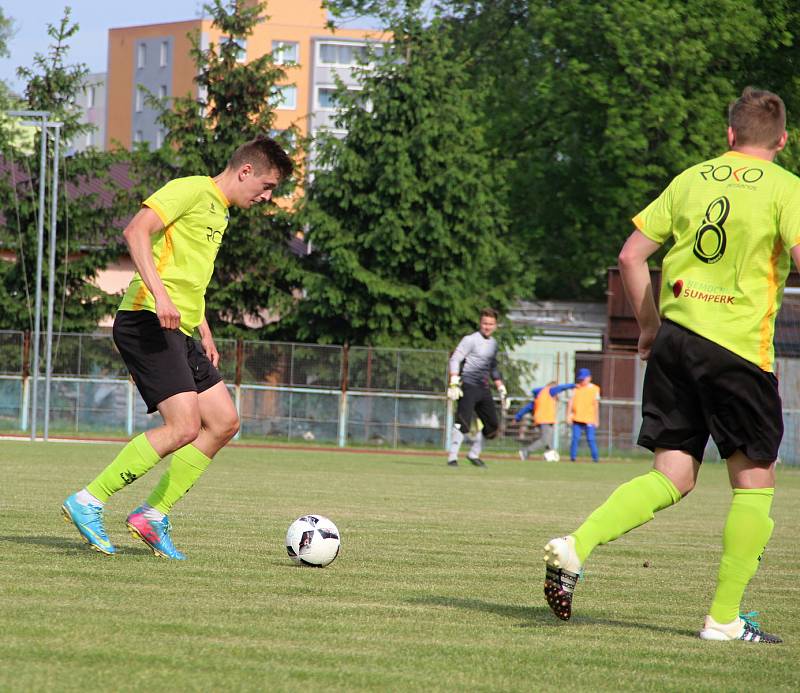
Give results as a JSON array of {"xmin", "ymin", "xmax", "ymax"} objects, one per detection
[
  {"xmin": 728, "ymin": 87, "xmax": 786, "ymax": 149},
  {"xmin": 480, "ymin": 307, "xmax": 499, "ymax": 321},
  {"xmin": 227, "ymin": 135, "xmax": 294, "ymax": 181}
]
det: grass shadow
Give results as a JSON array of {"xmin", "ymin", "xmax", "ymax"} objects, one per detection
[
  {"xmin": 408, "ymin": 595, "xmax": 693, "ymax": 638},
  {"xmin": 0, "ymin": 534, "xmax": 151, "ymax": 556}
]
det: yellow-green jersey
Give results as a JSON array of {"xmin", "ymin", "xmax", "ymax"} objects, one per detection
[
  {"xmin": 633, "ymin": 151, "xmax": 800, "ymax": 372},
  {"xmin": 119, "ymin": 176, "xmax": 230, "ymax": 335}
]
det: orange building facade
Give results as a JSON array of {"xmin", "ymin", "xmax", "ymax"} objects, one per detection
[{"xmin": 105, "ymin": 1, "xmax": 385, "ymax": 150}]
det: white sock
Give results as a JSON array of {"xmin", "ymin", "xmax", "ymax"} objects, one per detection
[
  {"xmin": 468, "ymin": 431, "xmax": 484, "ymax": 459},
  {"xmin": 139, "ymin": 503, "xmax": 165, "ymax": 522},
  {"xmin": 76, "ymin": 488, "xmax": 103, "ymax": 507},
  {"xmin": 448, "ymin": 426, "xmax": 464, "ymax": 461}
]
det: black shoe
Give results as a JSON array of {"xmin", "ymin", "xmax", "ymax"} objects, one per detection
[
  {"xmin": 468, "ymin": 457, "xmax": 487, "ymax": 468},
  {"xmin": 447, "ymin": 459, "xmax": 458, "ymax": 467}
]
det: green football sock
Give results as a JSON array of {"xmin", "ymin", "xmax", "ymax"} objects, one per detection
[
  {"xmin": 709, "ymin": 488, "xmax": 774, "ymax": 625},
  {"xmin": 572, "ymin": 469, "xmax": 682, "ymax": 563},
  {"xmin": 146, "ymin": 444, "xmax": 212, "ymax": 515},
  {"xmin": 86, "ymin": 433, "xmax": 161, "ymax": 502}
]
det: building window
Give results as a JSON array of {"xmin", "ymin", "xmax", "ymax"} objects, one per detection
[
  {"xmin": 85, "ymin": 131, "xmax": 94, "ymax": 147},
  {"xmin": 135, "ymin": 87, "xmax": 144, "ymax": 112},
  {"xmin": 86, "ymin": 85, "xmax": 95, "ymax": 109},
  {"xmin": 318, "ymin": 42, "xmax": 381, "ymax": 67},
  {"xmin": 156, "ymin": 129, "xmax": 164, "ymax": 148},
  {"xmin": 137, "ymin": 43, "xmax": 146, "ymax": 69},
  {"xmin": 272, "ymin": 40, "xmax": 298, "ymax": 65},
  {"xmin": 134, "ymin": 130, "xmax": 143, "ymax": 143},
  {"xmin": 158, "ymin": 85, "xmax": 167, "ymax": 100},
  {"xmin": 316, "ymin": 87, "xmax": 339, "ymax": 110},
  {"xmin": 274, "ymin": 85, "xmax": 297, "ymax": 110},
  {"xmin": 160, "ymin": 41, "xmax": 168, "ymax": 67}
]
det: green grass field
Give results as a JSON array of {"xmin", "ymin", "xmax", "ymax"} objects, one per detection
[{"xmin": 1, "ymin": 441, "xmax": 798, "ymax": 692}]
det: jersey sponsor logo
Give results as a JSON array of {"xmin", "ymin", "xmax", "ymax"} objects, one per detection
[
  {"xmin": 693, "ymin": 196, "xmax": 729, "ymax": 264},
  {"xmin": 672, "ymin": 279, "xmax": 683, "ymax": 298},
  {"xmin": 675, "ymin": 278, "xmax": 735, "ymax": 304},
  {"xmin": 206, "ymin": 227, "xmax": 225, "ymax": 244},
  {"xmin": 699, "ymin": 163, "xmax": 763, "ymax": 183}
]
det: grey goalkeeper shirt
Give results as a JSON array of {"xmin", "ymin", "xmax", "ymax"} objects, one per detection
[{"xmin": 449, "ymin": 331, "xmax": 502, "ymax": 387}]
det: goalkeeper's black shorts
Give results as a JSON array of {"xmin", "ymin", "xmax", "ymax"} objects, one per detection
[{"xmin": 637, "ymin": 320, "xmax": 782, "ymax": 463}]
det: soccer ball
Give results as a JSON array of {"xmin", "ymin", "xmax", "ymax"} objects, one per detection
[
  {"xmin": 285, "ymin": 515, "xmax": 340, "ymax": 567},
  {"xmin": 544, "ymin": 449, "xmax": 560, "ymax": 462}
]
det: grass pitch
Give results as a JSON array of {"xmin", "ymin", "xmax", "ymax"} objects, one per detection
[{"xmin": 1, "ymin": 441, "xmax": 798, "ymax": 692}]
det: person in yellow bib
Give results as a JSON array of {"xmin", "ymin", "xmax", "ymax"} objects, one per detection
[
  {"xmin": 62, "ymin": 135, "xmax": 293, "ymax": 560},
  {"xmin": 543, "ymin": 88, "xmax": 800, "ymax": 644},
  {"xmin": 567, "ymin": 368, "xmax": 600, "ymax": 462}
]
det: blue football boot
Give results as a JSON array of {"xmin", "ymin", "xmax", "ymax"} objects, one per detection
[{"xmin": 62, "ymin": 493, "xmax": 116, "ymax": 555}]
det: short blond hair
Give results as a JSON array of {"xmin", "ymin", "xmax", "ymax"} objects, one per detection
[{"xmin": 728, "ymin": 87, "xmax": 786, "ymax": 149}]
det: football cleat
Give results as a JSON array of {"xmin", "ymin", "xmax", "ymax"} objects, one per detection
[
  {"xmin": 447, "ymin": 459, "xmax": 458, "ymax": 467},
  {"xmin": 126, "ymin": 507, "xmax": 186, "ymax": 560},
  {"xmin": 699, "ymin": 612, "xmax": 782, "ymax": 643},
  {"xmin": 543, "ymin": 535, "xmax": 582, "ymax": 621},
  {"xmin": 467, "ymin": 456, "xmax": 487, "ymax": 468},
  {"xmin": 61, "ymin": 493, "xmax": 116, "ymax": 555}
]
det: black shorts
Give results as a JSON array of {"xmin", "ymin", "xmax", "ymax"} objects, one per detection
[
  {"xmin": 113, "ymin": 310, "xmax": 223, "ymax": 413},
  {"xmin": 638, "ymin": 320, "xmax": 782, "ymax": 463},
  {"xmin": 456, "ymin": 383, "xmax": 499, "ymax": 438}
]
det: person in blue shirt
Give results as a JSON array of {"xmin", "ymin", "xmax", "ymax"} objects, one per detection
[{"xmin": 514, "ymin": 381, "xmax": 576, "ymax": 461}]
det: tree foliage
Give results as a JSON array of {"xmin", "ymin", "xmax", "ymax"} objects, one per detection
[
  {"xmin": 291, "ymin": 15, "xmax": 529, "ymax": 348},
  {"xmin": 0, "ymin": 8, "xmax": 128, "ymax": 332},
  {"xmin": 146, "ymin": 0, "xmax": 302, "ymax": 338},
  {"xmin": 330, "ymin": 0, "xmax": 800, "ymax": 300}
]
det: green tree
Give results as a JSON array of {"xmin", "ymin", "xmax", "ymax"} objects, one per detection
[
  {"xmin": 444, "ymin": 0, "xmax": 800, "ymax": 299},
  {"xmin": 146, "ymin": 0, "xmax": 301, "ymax": 338},
  {"xmin": 292, "ymin": 13, "xmax": 530, "ymax": 348},
  {"xmin": 0, "ymin": 8, "xmax": 129, "ymax": 332}
]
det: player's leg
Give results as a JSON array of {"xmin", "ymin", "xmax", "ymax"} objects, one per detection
[
  {"xmin": 586, "ymin": 424, "xmax": 599, "ymax": 462},
  {"xmin": 700, "ymin": 452, "xmax": 779, "ymax": 641},
  {"xmin": 569, "ymin": 422, "xmax": 582, "ymax": 461},
  {"xmin": 128, "ymin": 343, "xmax": 234, "ymax": 559},
  {"xmin": 448, "ymin": 385, "xmax": 477, "ymax": 465},
  {"xmin": 700, "ymin": 355, "xmax": 783, "ymax": 642},
  {"xmin": 470, "ymin": 388, "xmax": 499, "ymax": 467},
  {"xmin": 544, "ymin": 320, "xmax": 702, "ymax": 620},
  {"xmin": 62, "ymin": 312, "xmax": 199, "ymax": 555},
  {"xmin": 543, "ymin": 448, "xmax": 691, "ymax": 619},
  {"xmin": 145, "ymin": 381, "xmax": 239, "ymax": 516}
]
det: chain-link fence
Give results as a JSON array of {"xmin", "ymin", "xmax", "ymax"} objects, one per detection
[{"xmin": 1, "ymin": 330, "xmax": 798, "ymax": 464}]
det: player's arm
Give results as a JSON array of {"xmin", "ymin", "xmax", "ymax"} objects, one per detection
[
  {"xmin": 198, "ymin": 318, "xmax": 220, "ymax": 367},
  {"xmin": 548, "ymin": 383, "xmax": 576, "ymax": 396},
  {"xmin": 123, "ymin": 207, "xmax": 181, "ymax": 330},
  {"xmin": 447, "ymin": 336, "xmax": 471, "ymax": 399},
  {"xmin": 618, "ymin": 229, "xmax": 662, "ymax": 360},
  {"xmin": 514, "ymin": 400, "xmax": 533, "ymax": 422}
]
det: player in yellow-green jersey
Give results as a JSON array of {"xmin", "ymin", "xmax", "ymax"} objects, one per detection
[
  {"xmin": 62, "ymin": 136, "xmax": 293, "ymax": 560},
  {"xmin": 543, "ymin": 88, "xmax": 800, "ymax": 643}
]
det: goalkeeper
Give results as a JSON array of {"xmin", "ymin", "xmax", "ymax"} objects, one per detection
[{"xmin": 446, "ymin": 308, "xmax": 509, "ymax": 467}]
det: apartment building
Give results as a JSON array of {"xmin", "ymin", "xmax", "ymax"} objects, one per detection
[
  {"xmin": 104, "ymin": 0, "xmax": 385, "ymax": 151},
  {"xmin": 69, "ymin": 72, "xmax": 106, "ymax": 154}
]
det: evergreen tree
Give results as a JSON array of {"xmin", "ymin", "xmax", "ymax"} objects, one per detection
[
  {"xmin": 292, "ymin": 12, "xmax": 529, "ymax": 348},
  {"xmin": 148, "ymin": 0, "xmax": 301, "ymax": 337}
]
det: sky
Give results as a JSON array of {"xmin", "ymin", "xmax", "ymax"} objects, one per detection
[
  {"xmin": 0, "ymin": 0, "xmax": 211, "ymax": 92},
  {"xmin": 0, "ymin": 1, "xmax": 385, "ymax": 93}
]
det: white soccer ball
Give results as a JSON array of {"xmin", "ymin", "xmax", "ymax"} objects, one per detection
[{"xmin": 286, "ymin": 515, "xmax": 340, "ymax": 567}]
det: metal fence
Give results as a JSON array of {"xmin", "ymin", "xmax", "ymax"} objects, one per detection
[{"xmin": 1, "ymin": 329, "xmax": 799, "ymax": 464}]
